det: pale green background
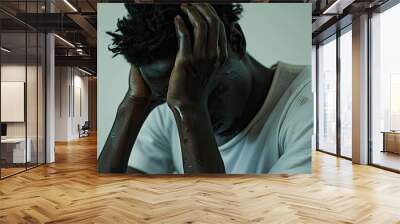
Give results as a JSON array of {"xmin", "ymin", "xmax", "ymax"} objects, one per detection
[{"xmin": 97, "ymin": 3, "xmax": 311, "ymax": 156}]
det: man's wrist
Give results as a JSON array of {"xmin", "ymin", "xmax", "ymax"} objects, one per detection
[
  {"xmin": 126, "ymin": 90, "xmax": 151, "ymax": 105},
  {"xmin": 168, "ymin": 101, "xmax": 209, "ymax": 118}
]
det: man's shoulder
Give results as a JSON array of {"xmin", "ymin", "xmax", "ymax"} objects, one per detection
[
  {"xmin": 272, "ymin": 61, "xmax": 310, "ymax": 81},
  {"xmin": 274, "ymin": 61, "xmax": 313, "ymax": 127}
]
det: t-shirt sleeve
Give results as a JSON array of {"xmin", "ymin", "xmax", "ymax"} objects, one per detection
[
  {"xmin": 269, "ymin": 81, "xmax": 313, "ymax": 174},
  {"xmin": 127, "ymin": 104, "xmax": 175, "ymax": 174}
]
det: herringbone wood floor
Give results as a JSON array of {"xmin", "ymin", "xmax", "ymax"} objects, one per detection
[{"xmin": 1, "ymin": 134, "xmax": 400, "ymax": 224}]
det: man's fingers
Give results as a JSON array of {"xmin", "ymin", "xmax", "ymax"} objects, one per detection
[
  {"xmin": 174, "ymin": 15, "xmax": 192, "ymax": 59},
  {"xmin": 192, "ymin": 3, "xmax": 220, "ymax": 61},
  {"xmin": 129, "ymin": 65, "xmax": 151, "ymax": 98},
  {"xmin": 129, "ymin": 66, "xmax": 141, "ymax": 86},
  {"xmin": 181, "ymin": 4, "xmax": 207, "ymax": 60}
]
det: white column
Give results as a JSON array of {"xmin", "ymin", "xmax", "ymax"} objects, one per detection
[
  {"xmin": 46, "ymin": 1, "xmax": 55, "ymax": 163},
  {"xmin": 352, "ymin": 14, "xmax": 369, "ymax": 164}
]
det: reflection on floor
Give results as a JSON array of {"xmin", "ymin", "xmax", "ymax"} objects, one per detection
[
  {"xmin": 1, "ymin": 167, "xmax": 25, "ymax": 178},
  {"xmin": 0, "ymin": 135, "xmax": 400, "ymax": 223},
  {"xmin": 373, "ymin": 150, "xmax": 400, "ymax": 171},
  {"xmin": 0, "ymin": 163, "xmax": 42, "ymax": 178},
  {"xmin": 340, "ymin": 147, "xmax": 352, "ymax": 158}
]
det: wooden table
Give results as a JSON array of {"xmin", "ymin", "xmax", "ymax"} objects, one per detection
[
  {"xmin": 0, "ymin": 138, "xmax": 32, "ymax": 165},
  {"xmin": 381, "ymin": 131, "xmax": 400, "ymax": 154}
]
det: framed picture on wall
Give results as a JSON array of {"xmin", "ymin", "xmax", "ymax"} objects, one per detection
[
  {"xmin": 1, "ymin": 81, "xmax": 25, "ymax": 123},
  {"xmin": 97, "ymin": 2, "xmax": 313, "ymax": 175}
]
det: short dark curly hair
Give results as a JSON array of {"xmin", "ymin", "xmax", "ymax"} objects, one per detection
[{"xmin": 107, "ymin": 4, "xmax": 243, "ymax": 66}]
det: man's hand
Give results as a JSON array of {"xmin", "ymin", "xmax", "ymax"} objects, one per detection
[
  {"xmin": 98, "ymin": 66, "xmax": 156, "ymax": 173},
  {"xmin": 167, "ymin": 3, "xmax": 228, "ymax": 111},
  {"xmin": 165, "ymin": 3, "xmax": 226, "ymax": 173},
  {"xmin": 127, "ymin": 65, "xmax": 152, "ymax": 100}
]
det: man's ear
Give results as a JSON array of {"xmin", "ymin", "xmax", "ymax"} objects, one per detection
[{"xmin": 229, "ymin": 22, "xmax": 246, "ymax": 58}]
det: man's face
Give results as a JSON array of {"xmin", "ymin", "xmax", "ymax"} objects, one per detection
[{"xmin": 139, "ymin": 48, "xmax": 252, "ymax": 136}]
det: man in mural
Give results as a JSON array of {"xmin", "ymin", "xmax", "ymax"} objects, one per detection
[{"xmin": 98, "ymin": 3, "xmax": 313, "ymax": 174}]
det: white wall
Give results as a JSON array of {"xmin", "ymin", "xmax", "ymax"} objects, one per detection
[
  {"xmin": 1, "ymin": 66, "xmax": 26, "ymax": 140},
  {"xmin": 1, "ymin": 64, "xmax": 46, "ymax": 163},
  {"xmin": 72, "ymin": 72, "xmax": 89, "ymax": 138},
  {"xmin": 1, "ymin": 65, "xmax": 40, "ymax": 137},
  {"xmin": 54, "ymin": 66, "xmax": 89, "ymax": 141},
  {"xmin": 55, "ymin": 66, "xmax": 69, "ymax": 141}
]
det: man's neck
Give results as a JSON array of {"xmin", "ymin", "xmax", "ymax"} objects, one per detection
[
  {"xmin": 239, "ymin": 54, "xmax": 275, "ymax": 131},
  {"xmin": 214, "ymin": 54, "xmax": 274, "ymax": 146}
]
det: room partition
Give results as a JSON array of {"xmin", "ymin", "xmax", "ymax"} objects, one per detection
[{"xmin": 0, "ymin": 0, "xmax": 47, "ymax": 179}]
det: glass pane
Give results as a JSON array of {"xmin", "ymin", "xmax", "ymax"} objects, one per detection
[
  {"xmin": 371, "ymin": 4, "xmax": 400, "ymax": 171},
  {"xmin": 1, "ymin": 31, "xmax": 27, "ymax": 177},
  {"xmin": 0, "ymin": 1, "xmax": 46, "ymax": 178},
  {"xmin": 27, "ymin": 31, "xmax": 38, "ymax": 169},
  {"xmin": 38, "ymin": 32, "xmax": 45, "ymax": 165},
  {"xmin": 25, "ymin": 0, "xmax": 39, "ymax": 170},
  {"xmin": 340, "ymin": 29, "xmax": 352, "ymax": 158},
  {"xmin": 318, "ymin": 37, "xmax": 337, "ymax": 154}
]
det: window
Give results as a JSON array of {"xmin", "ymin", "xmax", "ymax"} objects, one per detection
[
  {"xmin": 370, "ymin": 2, "xmax": 400, "ymax": 171},
  {"xmin": 339, "ymin": 28, "xmax": 352, "ymax": 158},
  {"xmin": 317, "ymin": 36, "xmax": 337, "ymax": 154}
]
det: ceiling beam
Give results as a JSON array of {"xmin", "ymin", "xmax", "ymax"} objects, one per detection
[
  {"xmin": 67, "ymin": 13, "xmax": 97, "ymax": 46},
  {"xmin": 55, "ymin": 55, "xmax": 96, "ymax": 71},
  {"xmin": 322, "ymin": 0, "xmax": 356, "ymax": 14},
  {"xmin": 312, "ymin": 15, "xmax": 335, "ymax": 33}
]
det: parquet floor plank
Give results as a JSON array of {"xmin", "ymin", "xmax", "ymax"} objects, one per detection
[{"xmin": 1, "ymin": 134, "xmax": 400, "ymax": 223}]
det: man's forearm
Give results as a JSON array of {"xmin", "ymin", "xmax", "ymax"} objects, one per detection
[
  {"xmin": 168, "ymin": 104, "xmax": 225, "ymax": 173},
  {"xmin": 97, "ymin": 92, "xmax": 151, "ymax": 173}
]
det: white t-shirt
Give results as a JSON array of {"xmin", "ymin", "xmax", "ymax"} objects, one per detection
[{"xmin": 128, "ymin": 62, "xmax": 313, "ymax": 174}]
